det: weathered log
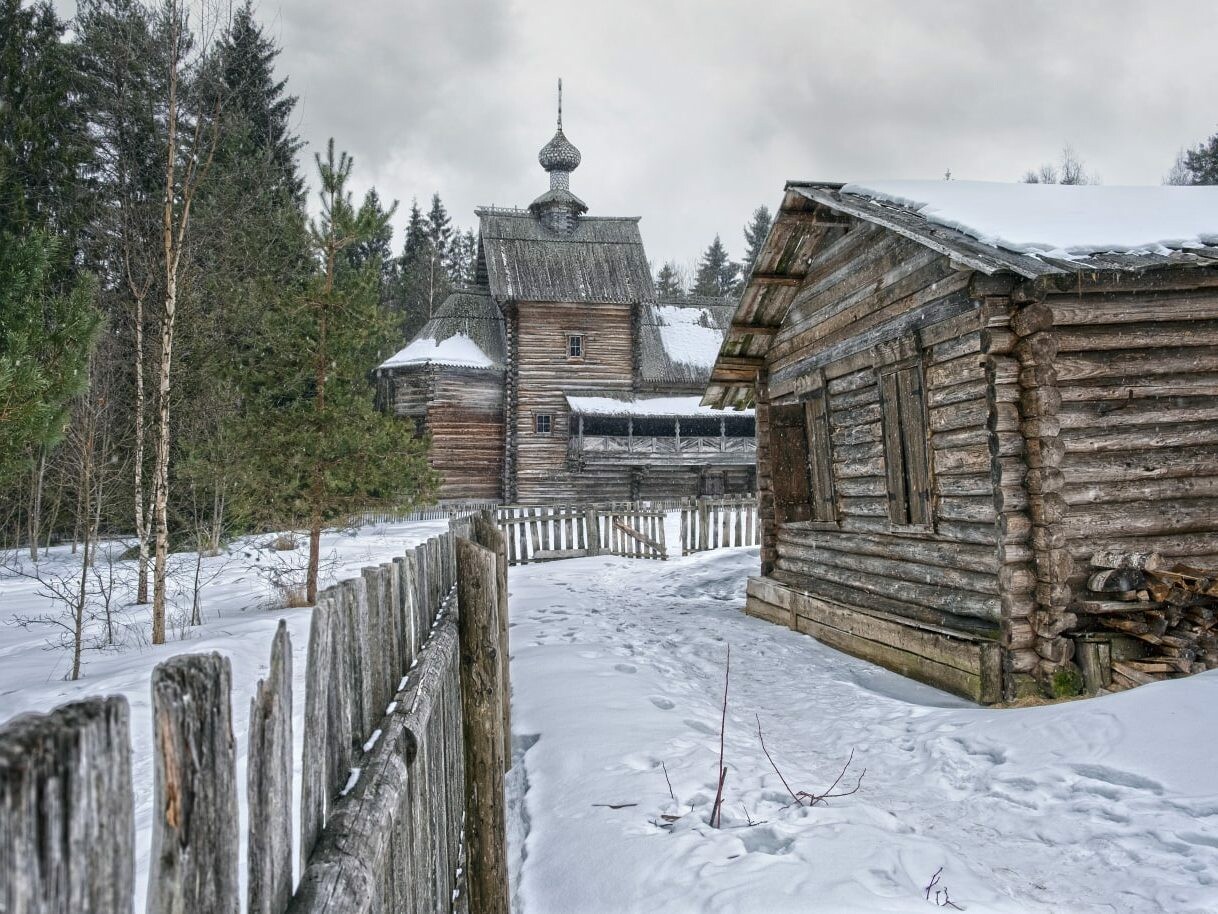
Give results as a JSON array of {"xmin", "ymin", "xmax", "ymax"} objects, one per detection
[
  {"xmin": 455, "ymin": 538, "xmax": 510, "ymax": 914},
  {"xmin": 1088, "ymin": 567, "xmax": 1147, "ymax": 593},
  {"xmin": 147, "ymin": 653, "xmax": 239, "ymax": 914},
  {"xmin": 248, "ymin": 621, "xmax": 293, "ymax": 914},
  {"xmin": 0, "ymin": 696, "xmax": 134, "ymax": 914}
]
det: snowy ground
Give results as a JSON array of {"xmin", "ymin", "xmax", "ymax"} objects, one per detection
[
  {"xmin": 0, "ymin": 519, "xmax": 447, "ymax": 909},
  {"xmin": 506, "ymin": 548, "xmax": 1218, "ymax": 914}
]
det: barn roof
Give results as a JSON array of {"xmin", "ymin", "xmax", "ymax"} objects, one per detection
[
  {"xmin": 702, "ymin": 180, "xmax": 1218, "ymax": 410},
  {"xmin": 475, "ymin": 208, "xmax": 655, "ymax": 304},
  {"xmin": 378, "ymin": 286, "xmax": 506, "ymax": 371},
  {"xmin": 638, "ymin": 296, "xmax": 737, "ymax": 387}
]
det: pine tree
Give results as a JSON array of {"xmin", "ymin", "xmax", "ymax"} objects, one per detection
[
  {"xmin": 742, "ymin": 205, "xmax": 772, "ymax": 276},
  {"xmin": 0, "ymin": 230, "xmax": 99, "ymax": 483},
  {"xmin": 655, "ymin": 262, "xmax": 684, "ymax": 298},
  {"xmin": 1181, "ymin": 127, "xmax": 1218, "ymax": 185},
  {"xmin": 231, "ymin": 141, "xmax": 436, "ymax": 603},
  {"xmin": 693, "ymin": 235, "xmax": 740, "ymax": 297}
]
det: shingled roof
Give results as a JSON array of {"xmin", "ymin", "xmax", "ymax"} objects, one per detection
[
  {"xmin": 638, "ymin": 295, "xmax": 737, "ymax": 387},
  {"xmin": 475, "ymin": 209, "xmax": 655, "ymax": 304},
  {"xmin": 378, "ymin": 286, "xmax": 506, "ymax": 371}
]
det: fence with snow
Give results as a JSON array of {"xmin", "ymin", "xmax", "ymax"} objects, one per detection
[
  {"xmin": 496, "ymin": 494, "xmax": 759, "ymax": 566},
  {"xmin": 0, "ymin": 515, "xmax": 511, "ymax": 914}
]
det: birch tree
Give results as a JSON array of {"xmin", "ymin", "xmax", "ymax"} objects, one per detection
[{"xmin": 149, "ymin": 0, "xmax": 228, "ymax": 644}]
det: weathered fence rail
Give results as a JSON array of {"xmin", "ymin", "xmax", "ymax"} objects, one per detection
[{"xmin": 0, "ymin": 516, "xmax": 510, "ymax": 914}]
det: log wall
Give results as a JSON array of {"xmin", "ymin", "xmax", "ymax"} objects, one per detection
[
  {"xmin": 1045, "ymin": 285, "xmax": 1218, "ymax": 581},
  {"xmin": 512, "ymin": 300, "xmax": 635, "ymax": 502},
  {"xmin": 387, "ymin": 366, "xmax": 505, "ymax": 502},
  {"xmin": 752, "ymin": 226, "xmax": 1009, "ymax": 701}
]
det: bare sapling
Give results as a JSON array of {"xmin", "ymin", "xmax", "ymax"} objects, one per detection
[
  {"xmin": 756, "ymin": 714, "xmax": 866, "ymax": 808},
  {"xmin": 710, "ymin": 645, "xmax": 730, "ymax": 828}
]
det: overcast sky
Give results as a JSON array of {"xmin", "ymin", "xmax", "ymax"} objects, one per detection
[{"xmin": 256, "ymin": 0, "xmax": 1217, "ymax": 269}]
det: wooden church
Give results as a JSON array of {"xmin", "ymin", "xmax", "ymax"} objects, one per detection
[{"xmin": 376, "ymin": 91, "xmax": 756, "ymax": 503}]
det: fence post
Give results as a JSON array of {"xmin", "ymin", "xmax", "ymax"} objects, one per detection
[
  {"xmin": 456, "ymin": 538, "xmax": 510, "ymax": 914},
  {"xmin": 147, "ymin": 653, "xmax": 239, "ymax": 914},
  {"xmin": 248, "ymin": 622, "xmax": 293, "ymax": 914},
  {"xmin": 0, "ymin": 696, "xmax": 134, "ymax": 914},
  {"xmin": 473, "ymin": 510, "xmax": 513, "ymax": 771}
]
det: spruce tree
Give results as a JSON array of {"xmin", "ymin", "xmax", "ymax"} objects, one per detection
[
  {"xmin": 742, "ymin": 205, "xmax": 773, "ymax": 276},
  {"xmin": 231, "ymin": 141, "xmax": 435, "ymax": 603},
  {"xmin": 656, "ymin": 262, "xmax": 684, "ymax": 298},
  {"xmin": 693, "ymin": 235, "xmax": 740, "ymax": 297},
  {"xmin": 393, "ymin": 198, "xmax": 433, "ymax": 340},
  {"xmin": 0, "ymin": 0, "xmax": 94, "ymax": 270},
  {"xmin": 215, "ymin": 0, "xmax": 303, "ymax": 202}
]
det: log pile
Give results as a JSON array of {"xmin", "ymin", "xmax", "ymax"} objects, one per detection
[{"xmin": 1075, "ymin": 550, "xmax": 1218, "ymax": 691}]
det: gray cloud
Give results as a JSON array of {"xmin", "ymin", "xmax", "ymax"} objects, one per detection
[{"xmin": 264, "ymin": 0, "xmax": 1218, "ymax": 265}]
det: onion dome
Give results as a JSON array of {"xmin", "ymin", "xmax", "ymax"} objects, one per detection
[{"xmin": 539, "ymin": 128, "xmax": 581, "ymax": 173}]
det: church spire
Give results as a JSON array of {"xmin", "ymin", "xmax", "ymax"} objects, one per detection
[{"xmin": 531, "ymin": 77, "xmax": 587, "ymax": 233}]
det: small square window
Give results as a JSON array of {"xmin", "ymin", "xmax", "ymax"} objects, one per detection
[
  {"xmin": 567, "ymin": 334, "xmax": 583, "ymax": 358},
  {"xmin": 534, "ymin": 414, "xmax": 552, "ymax": 435}
]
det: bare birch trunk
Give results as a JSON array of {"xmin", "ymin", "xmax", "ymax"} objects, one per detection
[
  {"xmin": 134, "ymin": 290, "xmax": 150, "ymax": 604},
  {"xmin": 27, "ymin": 451, "xmax": 45, "ymax": 562}
]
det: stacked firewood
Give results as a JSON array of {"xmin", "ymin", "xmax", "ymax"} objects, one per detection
[{"xmin": 1074, "ymin": 550, "xmax": 1218, "ymax": 691}]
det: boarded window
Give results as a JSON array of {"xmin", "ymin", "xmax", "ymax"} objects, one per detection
[
  {"xmin": 769, "ymin": 403, "xmax": 812, "ymax": 523},
  {"xmin": 803, "ymin": 387, "xmax": 837, "ymax": 523},
  {"xmin": 877, "ymin": 353, "xmax": 932, "ymax": 526},
  {"xmin": 700, "ymin": 471, "xmax": 725, "ymax": 496}
]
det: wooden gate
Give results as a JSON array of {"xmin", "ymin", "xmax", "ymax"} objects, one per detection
[{"xmin": 496, "ymin": 503, "xmax": 667, "ymax": 565}]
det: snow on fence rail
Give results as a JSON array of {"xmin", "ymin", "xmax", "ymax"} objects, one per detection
[
  {"xmin": 359, "ymin": 501, "xmax": 496, "ymax": 525},
  {"xmin": 0, "ymin": 516, "xmax": 511, "ymax": 914}
]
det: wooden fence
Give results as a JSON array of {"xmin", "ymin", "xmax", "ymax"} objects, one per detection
[
  {"xmin": 496, "ymin": 496, "xmax": 759, "ymax": 565},
  {"xmin": 496, "ymin": 503, "xmax": 668, "ymax": 565},
  {"xmin": 0, "ymin": 517, "xmax": 511, "ymax": 914},
  {"xmin": 678, "ymin": 495, "xmax": 760, "ymax": 556}
]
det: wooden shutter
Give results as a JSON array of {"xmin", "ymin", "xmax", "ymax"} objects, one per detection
[
  {"xmin": 878, "ymin": 370, "xmax": 909, "ymax": 524},
  {"xmin": 877, "ymin": 345, "xmax": 933, "ymax": 527},
  {"xmin": 770, "ymin": 403, "xmax": 812, "ymax": 523},
  {"xmin": 803, "ymin": 387, "xmax": 837, "ymax": 523},
  {"xmin": 897, "ymin": 360, "xmax": 932, "ymax": 525}
]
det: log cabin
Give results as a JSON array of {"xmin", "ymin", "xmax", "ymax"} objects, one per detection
[
  {"xmin": 376, "ymin": 92, "xmax": 755, "ymax": 503},
  {"xmin": 703, "ymin": 179, "xmax": 1218, "ymax": 703}
]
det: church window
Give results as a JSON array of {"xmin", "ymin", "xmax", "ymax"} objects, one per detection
[{"xmin": 568, "ymin": 334, "xmax": 584, "ymax": 358}]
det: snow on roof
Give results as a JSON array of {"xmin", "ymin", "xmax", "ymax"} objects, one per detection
[
  {"xmin": 378, "ymin": 334, "xmax": 494, "ymax": 370},
  {"xmin": 652, "ymin": 304, "xmax": 725, "ymax": 370},
  {"xmin": 566, "ymin": 394, "xmax": 753, "ymax": 418},
  {"xmin": 840, "ymin": 180, "xmax": 1218, "ymax": 260}
]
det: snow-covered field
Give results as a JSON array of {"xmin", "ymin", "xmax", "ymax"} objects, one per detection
[
  {"xmin": 506, "ymin": 549, "xmax": 1218, "ymax": 914},
  {"xmin": 0, "ymin": 519, "xmax": 448, "ymax": 909}
]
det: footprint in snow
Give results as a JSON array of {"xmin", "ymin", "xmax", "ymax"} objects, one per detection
[
  {"xmin": 649, "ymin": 696, "xmax": 675, "ymax": 710},
  {"xmin": 614, "ymin": 663, "xmax": 637, "ymax": 674}
]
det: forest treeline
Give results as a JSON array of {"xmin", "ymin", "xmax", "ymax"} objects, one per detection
[{"xmin": 0, "ymin": 0, "xmax": 453, "ymax": 645}]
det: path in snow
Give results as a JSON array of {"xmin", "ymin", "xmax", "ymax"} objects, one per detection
[{"xmin": 506, "ymin": 549, "xmax": 1218, "ymax": 914}]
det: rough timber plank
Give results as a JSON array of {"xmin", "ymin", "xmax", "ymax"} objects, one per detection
[{"xmin": 746, "ymin": 577, "xmax": 999, "ymax": 702}]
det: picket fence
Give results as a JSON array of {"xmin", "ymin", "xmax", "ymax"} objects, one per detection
[
  {"xmin": 496, "ymin": 495, "xmax": 759, "ymax": 566},
  {"xmin": 0, "ymin": 515, "xmax": 511, "ymax": 914}
]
